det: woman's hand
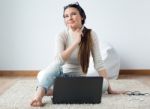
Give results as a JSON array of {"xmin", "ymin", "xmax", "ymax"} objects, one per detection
[
  {"xmin": 108, "ymin": 87, "xmax": 126, "ymax": 94},
  {"xmin": 69, "ymin": 28, "xmax": 83, "ymax": 44},
  {"xmin": 61, "ymin": 27, "xmax": 83, "ymax": 61},
  {"xmin": 99, "ymin": 69, "xmax": 126, "ymax": 95}
]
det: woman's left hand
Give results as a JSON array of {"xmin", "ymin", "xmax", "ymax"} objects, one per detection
[
  {"xmin": 108, "ymin": 88, "xmax": 126, "ymax": 94},
  {"xmin": 98, "ymin": 69, "xmax": 126, "ymax": 95}
]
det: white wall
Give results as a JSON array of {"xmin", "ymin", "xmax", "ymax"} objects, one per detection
[{"xmin": 0, "ymin": 0, "xmax": 150, "ymax": 70}]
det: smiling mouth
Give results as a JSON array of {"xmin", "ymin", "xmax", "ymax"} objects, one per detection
[
  {"xmin": 68, "ymin": 23, "xmax": 74, "ymax": 25},
  {"xmin": 68, "ymin": 21, "xmax": 75, "ymax": 24}
]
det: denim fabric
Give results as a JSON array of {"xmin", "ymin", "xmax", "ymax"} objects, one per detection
[{"xmin": 36, "ymin": 62, "xmax": 108, "ymax": 94}]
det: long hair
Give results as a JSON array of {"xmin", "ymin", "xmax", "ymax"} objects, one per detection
[
  {"xmin": 63, "ymin": 2, "xmax": 93, "ymax": 74},
  {"xmin": 78, "ymin": 27, "xmax": 93, "ymax": 73}
]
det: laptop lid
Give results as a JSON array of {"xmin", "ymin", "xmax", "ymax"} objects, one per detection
[{"xmin": 52, "ymin": 76, "xmax": 103, "ymax": 104}]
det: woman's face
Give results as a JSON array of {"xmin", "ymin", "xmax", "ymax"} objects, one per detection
[{"xmin": 64, "ymin": 7, "xmax": 83, "ymax": 29}]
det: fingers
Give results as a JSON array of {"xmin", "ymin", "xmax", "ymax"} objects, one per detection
[
  {"xmin": 68, "ymin": 26, "xmax": 83, "ymax": 32},
  {"xmin": 108, "ymin": 89, "xmax": 127, "ymax": 94},
  {"xmin": 75, "ymin": 27, "xmax": 83, "ymax": 37},
  {"xmin": 118, "ymin": 90, "xmax": 127, "ymax": 94},
  {"xmin": 67, "ymin": 26, "xmax": 84, "ymax": 39}
]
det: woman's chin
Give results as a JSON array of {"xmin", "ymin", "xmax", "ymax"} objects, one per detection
[{"xmin": 69, "ymin": 25, "xmax": 79, "ymax": 30}]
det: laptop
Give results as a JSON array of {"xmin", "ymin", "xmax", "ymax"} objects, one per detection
[{"xmin": 52, "ymin": 76, "xmax": 103, "ymax": 104}]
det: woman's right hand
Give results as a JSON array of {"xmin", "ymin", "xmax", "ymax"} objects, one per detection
[
  {"xmin": 61, "ymin": 27, "xmax": 83, "ymax": 61},
  {"xmin": 69, "ymin": 28, "xmax": 83, "ymax": 44}
]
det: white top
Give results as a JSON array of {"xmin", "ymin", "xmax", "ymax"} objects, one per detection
[{"xmin": 55, "ymin": 28, "xmax": 105, "ymax": 76}]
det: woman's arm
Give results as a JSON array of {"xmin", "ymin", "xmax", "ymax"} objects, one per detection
[
  {"xmin": 61, "ymin": 28, "xmax": 82, "ymax": 61},
  {"xmin": 98, "ymin": 69, "xmax": 113, "ymax": 94},
  {"xmin": 61, "ymin": 42, "xmax": 79, "ymax": 61},
  {"xmin": 90, "ymin": 31, "xmax": 125, "ymax": 94},
  {"xmin": 99, "ymin": 69, "xmax": 126, "ymax": 94}
]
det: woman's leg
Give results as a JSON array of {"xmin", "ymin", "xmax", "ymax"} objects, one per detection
[
  {"xmin": 102, "ymin": 78, "xmax": 109, "ymax": 93},
  {"xmin": 30, "ymin": 61, "xmax": 63, "ymax": 107},
  {"xmin": 37, "ymin": 63, "xmax": 63, "ymax": 92}
]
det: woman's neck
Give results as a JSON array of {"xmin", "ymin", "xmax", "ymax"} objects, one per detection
[{"xmin": 69, "ymin": 25, "xmax": 83, "ymax": 32}]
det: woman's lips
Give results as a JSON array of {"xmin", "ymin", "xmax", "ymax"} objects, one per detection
[{"xmin": 68, "ymin": 21, "xmax": 75, "ymax": 24}]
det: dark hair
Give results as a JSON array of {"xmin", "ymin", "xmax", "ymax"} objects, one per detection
[
  {"xmin": 63, "ymin": 2, "xmax": 86, "ymax": 25},
  {"xmin": 63, "ymin": 2, "xmax": 93, "ymax": 74},
  {"xmin": 78, "ymin": 27, "xmax": 93, "ymax": 73}
]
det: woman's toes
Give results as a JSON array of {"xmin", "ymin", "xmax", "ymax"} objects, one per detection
[{"xmin": 30, "ymin": 99, "xmax": 43, "ymax": 107}]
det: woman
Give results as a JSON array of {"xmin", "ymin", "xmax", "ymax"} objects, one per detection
[{"xmin": 30, "ymin": 2, "xmax": 124, "ymax": 107}]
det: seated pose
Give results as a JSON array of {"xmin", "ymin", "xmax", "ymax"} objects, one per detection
[{"xmin": 30, "ymin": 2, "xmax": 124, "ymax": 107}]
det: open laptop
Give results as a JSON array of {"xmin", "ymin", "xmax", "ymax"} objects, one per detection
[{"xmin": 52, "ymin": 76, "xmax": 103, "ymax": 104}]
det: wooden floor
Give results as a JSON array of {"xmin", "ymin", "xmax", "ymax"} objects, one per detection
[
  {"xmin": 0, "ymin": 75, "xmax": 150, "ymax": 95},
  {"xmin": 0, "ymin": 77, "xmax": 33, "ymax": 95}
]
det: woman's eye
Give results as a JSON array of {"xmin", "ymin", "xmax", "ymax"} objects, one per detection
[
  {"xmin": 64, "ymin": 15, "xmax": 69, "ymax": 18},
  {"xmin": 71, "ymin": 13, "xmax": 77, "ymax": 16},
  {"xmin": 64, "ymin": 12, "xmax": 77, "ymax": 18}
]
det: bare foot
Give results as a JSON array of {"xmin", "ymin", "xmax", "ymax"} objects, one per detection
[
  {"xmin": 30, "ymin": 87, "xmax": 45, "ymax": 107},
  {"xmin": 30, "ymin": 98, "xmax": 43, "ymax": 107}
]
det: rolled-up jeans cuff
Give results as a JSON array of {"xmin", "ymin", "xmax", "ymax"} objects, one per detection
[
  {"xmin": 36, "ymin": 79, "xmax": 50, "ymax": 94},
  {"xmin": 36, "ymin": 85, "xmax": 48, "ymax": 94}
]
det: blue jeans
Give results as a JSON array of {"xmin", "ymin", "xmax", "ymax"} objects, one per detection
[{"xmin": 37, "ymin": 61, "xmax": 108, "ymax": 94}]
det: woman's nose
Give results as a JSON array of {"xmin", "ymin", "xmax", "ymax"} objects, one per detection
[{"xmin": 68, "ymin": 15, "xmax": 73, "ymax": 20}]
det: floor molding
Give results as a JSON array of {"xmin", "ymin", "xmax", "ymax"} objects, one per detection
[
  {"xmin": 0, "ymin": 70, "xmax": 150, "ymax": 77},
  {"xmin": 119, "ymin": 70, "xmax": 150, "ymax": 75},
  {"xmin": 0, "ymin": 70, "xmax": 38, "ymax": 77}
]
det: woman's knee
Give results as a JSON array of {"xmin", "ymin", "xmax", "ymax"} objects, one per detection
[{"xmin": 37, "ymin": 64, "xmax": 62, "ymax": 82}]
